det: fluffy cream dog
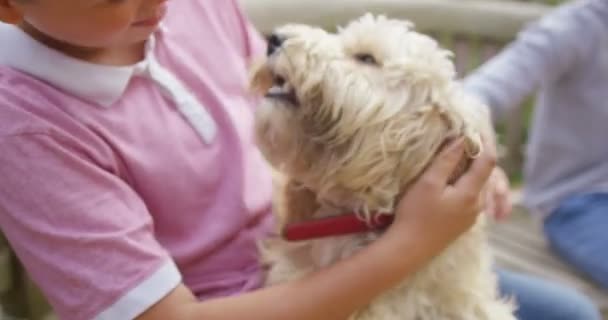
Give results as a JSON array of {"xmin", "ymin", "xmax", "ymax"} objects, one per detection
[{"xmin": 250, "ymin": 14, "xmax": 516, "ymax": 320}]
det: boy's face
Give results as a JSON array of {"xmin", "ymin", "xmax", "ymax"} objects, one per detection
[{"xmin": 3, "ymin": 0, "xmax": 168, "ymax": 49}]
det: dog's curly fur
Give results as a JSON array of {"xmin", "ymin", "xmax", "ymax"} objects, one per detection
[{"xmin": 251, "ymin": 14, "xmax": 516, "ymax": 320}]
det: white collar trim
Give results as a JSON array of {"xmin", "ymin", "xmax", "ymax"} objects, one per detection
[{"xmin": 0, "ymin": 23, "xmax": 159, "ymax": 107}]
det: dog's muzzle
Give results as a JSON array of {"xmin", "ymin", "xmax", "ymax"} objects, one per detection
[{"xmin": 262, "ymin": 32, "xmax": 299, "ymax": 106}]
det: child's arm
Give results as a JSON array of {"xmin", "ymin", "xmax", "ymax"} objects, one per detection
[
  {"xmin": 463, "ymin": 2, "xmax": 594, "ymax": 124},
  {"xmin": 136, "ymin": 139, "xmax": 496, "ymax": 320},
  {"xmin": 0, "ymin": 130, "xmax": 493, "ymax": 320},
  {"xmin": 0, "ymin": 132, "xmax": 183, "ymax": 320}
]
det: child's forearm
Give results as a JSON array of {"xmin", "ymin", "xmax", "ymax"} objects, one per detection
[
  {"xmin": 138, "ymin": 227, "xmax": 429, "ymax": 320},
  {"xmin": 138, "ymin": 140, "xmax": 492, "ymax": 320}
]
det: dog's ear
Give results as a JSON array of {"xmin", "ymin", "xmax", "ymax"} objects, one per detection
[
  {"xmin": 423, "ymin": 101, "xmax": 486, "ymax": 184},
  {"xmin": 391, "ymin": 101, "xmax": 484, "ymax": 186},
  {"xmin": 422, "ymin": 102, "xmax": 483, "ymax": 158}
]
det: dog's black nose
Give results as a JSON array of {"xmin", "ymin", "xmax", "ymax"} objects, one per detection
[{"xmin": 266, "ymin": 33, "xmax": 285, "ymax": 56}]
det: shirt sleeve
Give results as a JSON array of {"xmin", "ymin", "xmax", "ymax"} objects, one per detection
[
  {"xmin": 0, "ymin": 133, "xmax": 181, "ymax": 320},
  {"xmin": 462, "ymin": 2, "xmax": 594, "ymax": 123}
]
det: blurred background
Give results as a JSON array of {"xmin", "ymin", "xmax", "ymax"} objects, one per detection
[{"xmin": 2, "ymin": 0, "xmax": 606, "ymax": 319}]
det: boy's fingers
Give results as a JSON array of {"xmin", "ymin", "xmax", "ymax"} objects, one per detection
[
  {"xmin": 423, "ymin": 138, "xmax": 465, "ymax": 185},
  {"xmin": 454, "ymin": 143, "xmax": 497, "ymax": 192}
]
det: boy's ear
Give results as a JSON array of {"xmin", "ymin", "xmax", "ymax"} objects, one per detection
[{"xmin": 0, "ymin": 0, "xmax": 24, "ymax": 25}]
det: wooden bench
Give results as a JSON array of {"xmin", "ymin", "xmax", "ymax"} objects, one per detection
[{"xmin": 489, "ymin": 200, "xmax": 608, "ymax": 313}]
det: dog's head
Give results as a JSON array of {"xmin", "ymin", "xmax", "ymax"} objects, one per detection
[{"xmin": 251, "ymin": 14, "xmax": 490, "ymax": 216}]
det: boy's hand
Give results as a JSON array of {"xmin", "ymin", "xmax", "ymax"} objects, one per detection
[
  {"xmin": 485, "ymin": 167, "xmax": 513, "ymax": 221},
  {"xmin": 478, "ymin": 126, "xmax": 513, "ymax": 221},
  {"xmin": 392, "ymin": 137, "xmax": 497, "ymax": 252}
]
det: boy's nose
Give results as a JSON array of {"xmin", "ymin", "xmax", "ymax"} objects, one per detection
[{"xmin": 266, "ymin": 33, "xmax": 285, "ymax": 57}]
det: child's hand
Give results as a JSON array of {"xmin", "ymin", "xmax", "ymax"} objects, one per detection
[
  {"xmin": 485, "ymin": 167, "xmax": 513, "ymax": 221},
  {"xmin": 392, "ymin": 137, "xmax": 496, "ymax": 252}
]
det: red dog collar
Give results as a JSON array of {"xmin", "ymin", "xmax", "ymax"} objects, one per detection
[{"xmin": 282, "ymin": 213, "xmax": 394, "ymax": 241}]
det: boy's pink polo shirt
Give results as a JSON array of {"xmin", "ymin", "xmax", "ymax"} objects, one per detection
[{"xmin": 0, "ymin": 1, "xmax": 275, "ymax": 319}]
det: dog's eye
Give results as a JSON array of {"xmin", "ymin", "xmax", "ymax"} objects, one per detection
[{"xmin": 354, "ymin": 53, "xmax": 378, "ymax": 65}]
